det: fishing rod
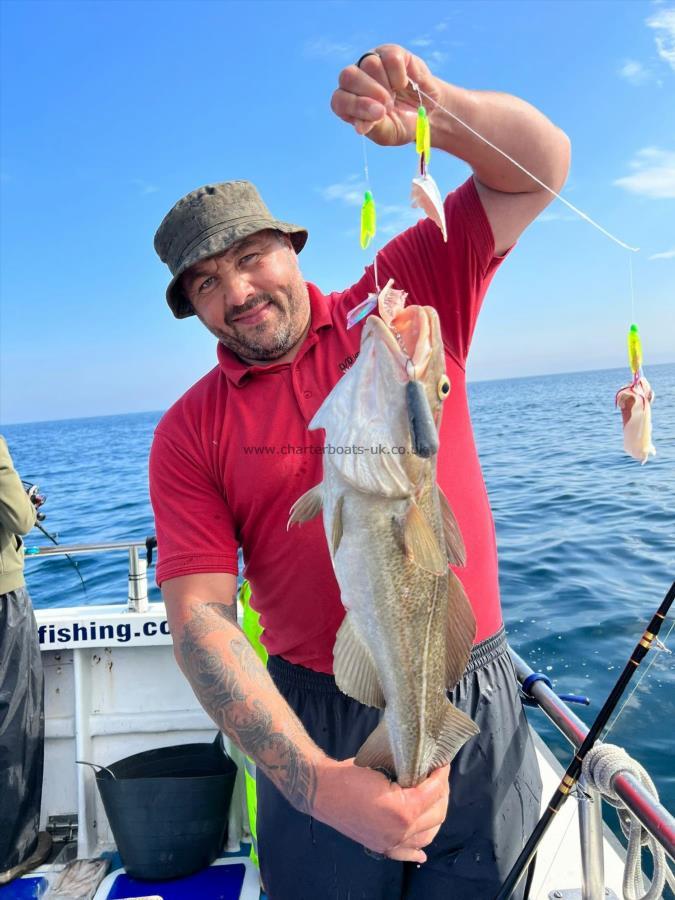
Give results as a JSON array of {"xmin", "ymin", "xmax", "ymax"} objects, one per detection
[
  {"xmin": 22, "ymin": 479, "xmax": 89, "ymax": 600},
  {"xmin": 495, "ymin": 579, "xmax": 675, "ymax": 900}
]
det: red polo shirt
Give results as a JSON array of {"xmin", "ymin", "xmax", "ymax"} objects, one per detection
[{"xmin": 150, "ymin": 177, "xmax": 507, "ymax": 672}]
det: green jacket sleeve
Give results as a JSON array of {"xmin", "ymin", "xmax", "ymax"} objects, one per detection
[{"xmin": 0, "ymin": 436, "xmax": 37, "ymax": 535}]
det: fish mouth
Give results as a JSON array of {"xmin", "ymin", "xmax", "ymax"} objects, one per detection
[{"xmin": 363, "ymin": 306, "xmax": 433, "ymax": 380}]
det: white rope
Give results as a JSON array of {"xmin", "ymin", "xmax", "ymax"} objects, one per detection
[
  {"xmin": 582, "ymin": 743, "xmax": 674, "ymax": 900},
  {"xmin": 410, "ymin": 82, "xmax": 639, "ymax": 253}
]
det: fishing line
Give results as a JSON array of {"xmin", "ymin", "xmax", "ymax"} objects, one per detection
[
  {"xmin": 534, "ymin": 795, "xmax": 579, "ymax": 894},
  {"xmin": 629, "ymin": 252, "xmax": 636, "ymax": 325},
  {"xmin": 34, "ymin": 521, "xmax": 89, "ymax": 600},
  {"xmin": 411, "ymin": 82, "xmax": 640, "ymax": 254},
  {"xmin": 361, "ymin": 135, "xmax": 380, "ymax": 291},
  {"xmin": 603, "ymin": 615, "xmax": 674, "ymax": 741}
]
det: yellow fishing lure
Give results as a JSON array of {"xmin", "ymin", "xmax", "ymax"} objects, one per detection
[
  {"xmin": 627, "ymin": 323, "xmax": 642, "ymax": 376},
  {"xmin": 360, "ymin": 190, "xmax": 376, "ymax": 249},
  {"xmin": 416, "ymin": 106, "xmax": 431, "ymax": 164}
]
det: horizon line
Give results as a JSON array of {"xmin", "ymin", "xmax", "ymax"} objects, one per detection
[{"xmin": 2, "ymin": 359, "xmax": 673, "ymax": 428}]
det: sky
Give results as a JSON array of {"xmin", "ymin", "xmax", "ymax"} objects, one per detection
[{"xmin": 0, "ymin": 0, "xmax": 673, "ymax": 424}]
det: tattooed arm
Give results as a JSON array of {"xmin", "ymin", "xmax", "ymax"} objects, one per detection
[
  {"xmin": 163, "ymin": 572, "xmax": 319, "ymax": 813},
  {"xmin": 162, "ymin": 572, "xmax": 451, "ymax": 863}
]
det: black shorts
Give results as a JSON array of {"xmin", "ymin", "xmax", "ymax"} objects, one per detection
[{"xmin": 257, "ymin": 627, "xmax": 541, "ymax": 900}]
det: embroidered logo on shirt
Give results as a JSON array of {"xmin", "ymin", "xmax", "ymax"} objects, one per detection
[{"xmin": 338, "ymin": 351, "xmax": 360, "ymax": 373}]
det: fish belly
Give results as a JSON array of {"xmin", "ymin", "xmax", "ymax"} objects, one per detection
[{"xmin": 330, "ymin": 484, "xmax": 451, "ymax": 785}]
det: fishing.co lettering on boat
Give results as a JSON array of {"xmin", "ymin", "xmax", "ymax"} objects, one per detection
[{"xmin": 37, "ymin": 618, "xmax": 170, "ymax": 648}]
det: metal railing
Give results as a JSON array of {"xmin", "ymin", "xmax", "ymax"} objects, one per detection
[
  {"xmin": 510, "ymin": 647, "xmax": 675, "ymax": 896},
  {"xmin": 26, "ymin": 538, "xmax": 156, "ymax": 613}
]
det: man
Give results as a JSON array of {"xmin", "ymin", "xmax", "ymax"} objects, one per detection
[
  {"xmin": 150, "ymin": 45, "xmax": 570, "ymax": 899},
  {"xmin": 0, "ymin": 437, "xmax": 50, "ymax": 884}
]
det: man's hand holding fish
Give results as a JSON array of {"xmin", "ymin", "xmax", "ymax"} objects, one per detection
[{"xmin": 150, "ymin": 41, "xmax": 570, "ymax": 898}]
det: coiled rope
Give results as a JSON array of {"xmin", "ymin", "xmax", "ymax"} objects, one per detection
[{"xmin": 582, "ymin": 743, "xmax": 675, "ymax": 900}]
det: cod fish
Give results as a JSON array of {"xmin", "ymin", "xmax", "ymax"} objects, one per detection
[{"xmin": 289, "ymin": 297, "xmax": 479, "ymax": 787}]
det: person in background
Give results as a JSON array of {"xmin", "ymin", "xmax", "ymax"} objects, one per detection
[
  {"xmin": 0, "ymin": 436, "xmax": 51, "ymax": 884},
  {"xmin": 150, "ymin": 44, "xmax": 570, "ymax": 898}
]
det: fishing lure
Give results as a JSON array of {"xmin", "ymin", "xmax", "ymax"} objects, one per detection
[
  {"xmin": 346, "ymin": 278, "xmax": 404, "ymax": 331},
  {"xmin": 360, "ymin": 190, "xmax": 376, "ymax": 249},
  {"xmin": 615, "ymin": 323, "xmax": 655, "ymax": 464},
  {"xmin": 346, "ymin": 293, "xmax": 378, "ymax": 329},
  {"xmin": 410, "ymin": 104, "xmax": 447, "ymax": 242},
  {"xmin": 415, "ymin": 105, "xmax": 431, "ymax": 163}
]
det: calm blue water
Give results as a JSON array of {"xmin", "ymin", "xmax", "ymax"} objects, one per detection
[{"xmin": 3, "ymin": 364, "xmax": 674, "ymax": 821}]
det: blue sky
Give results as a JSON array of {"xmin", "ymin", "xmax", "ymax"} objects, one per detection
[{"xmin": 1, "ymin": 0, "xmax": 673, "ymax": 424}]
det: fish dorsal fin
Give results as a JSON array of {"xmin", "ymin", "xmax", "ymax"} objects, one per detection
[
  {"xmin": 333, "ymin": 615, "xmax": 385, "ymax": 709},
  {"xmin": 445, "ymin": 570, "xmax": 477, "ymax": 690},
  {"xmin": 287, "ymin": 483, "xmax": 323, "ymax": 529},
  {"xmin": 397, "ymin": 502, "xmax": 446, "ymax": 575},
  {"xmin": 332, "ymin": 494, "xmax": 344, "ymax": 556},
  {"xmin": 354, "ymin": 719, "xmax": 396, "ymax": 778},
  {"xmin": 427, "ymin": 702, "xmax": 479, "ymax": 771},
  {"xmin": 438, "ymin": 489, "xmax": 466, "ymax": 567}
]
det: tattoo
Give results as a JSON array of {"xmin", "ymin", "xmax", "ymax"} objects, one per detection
[{"xmin": 179, "ymin": 603, "xmax": 317, "ymax": 814}]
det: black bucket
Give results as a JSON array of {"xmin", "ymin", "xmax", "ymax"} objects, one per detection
[{"xmin": 94, "ymin": 734, "xmax": 237, "ymax": 881}]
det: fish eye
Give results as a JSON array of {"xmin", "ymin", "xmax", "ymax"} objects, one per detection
[{"xmin": 437, "ymin": 375, "xmax": 451, "ymax": 400}]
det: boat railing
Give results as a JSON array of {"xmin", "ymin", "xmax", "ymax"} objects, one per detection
[
  {"xmin": 25, "ymin": 538, "xmax": 156, "ymax": 614},
  {"xmin": 510, "ymin": 648, "xmax": 675, "ymax": 899}
]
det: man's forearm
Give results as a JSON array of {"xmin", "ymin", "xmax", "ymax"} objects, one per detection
[
  {"xmin": 175, "ymin": 601, "xmax": 325, "ymax": 814},
  {"xmin": 431, "ymin": 82, "xmax": 570, "ymax": 195}
]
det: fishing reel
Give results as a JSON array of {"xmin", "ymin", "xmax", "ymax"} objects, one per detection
[{"xmin": 22, "ymin": 480, "xmax": 47, "ymax": 521}]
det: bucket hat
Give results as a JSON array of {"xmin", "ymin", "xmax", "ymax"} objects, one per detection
[{"xmin": 154, "ymin": 181, "xmax": 308, "ymax": 319}]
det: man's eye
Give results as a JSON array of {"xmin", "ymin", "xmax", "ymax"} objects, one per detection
[
  {"xmin": 240, "ymin": 252, "xmax": 260, "ymax": 266},
  {"xmin": 198, "ymin": 276, "xmax": 216, "ymax": 292}
]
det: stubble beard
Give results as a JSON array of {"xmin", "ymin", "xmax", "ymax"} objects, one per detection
[{"xmin": 212, "ymin": 282, "xmax": 309, "ymax": 362}]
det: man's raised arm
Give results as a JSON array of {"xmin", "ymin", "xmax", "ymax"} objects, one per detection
[
  {"xmin": 162, "ymin": 572, "xmax": 451, "ymax": 864},
  {"xmin": 331, "ymin": 44, "xmax": 571, "ymax": 255}
]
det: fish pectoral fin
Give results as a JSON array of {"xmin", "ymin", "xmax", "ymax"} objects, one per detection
[
  {"xmin": 445, "ymin": 570, "xmax": 477, "ymax": 689},
  {"xmin": 397, "ymin": 502, "xmax": 446, "ymax": 575},
  {"xmin": 334, "ymin": 616, "xmax": 385, "ymax": 709},
  {"xmin": 287, "ymin": 483, "xmax": 324, "ymax": 529},
  {"xmin": 438, "ymin": 489, "xmax": 467, "ymax": 567},
  {"xmin": 427, "ymin": 703, "xmax": 480, "ymax": 770},
  {"xmin": 355, "ymin": 719, "xmax": 396, "ymax": 778},
  {"xmin": 332, "ymin": 494, "xmax": 344, "ymax": 555}
]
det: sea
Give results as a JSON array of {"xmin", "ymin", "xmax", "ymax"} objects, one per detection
[{"xmin": 3, "ymin": 363, "xmax": 674, "ymax": 833}]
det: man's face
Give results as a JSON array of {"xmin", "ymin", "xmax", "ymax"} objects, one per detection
[{"xmin": 180, "ymin": 230, "xmax": 310, "ymax": 364}]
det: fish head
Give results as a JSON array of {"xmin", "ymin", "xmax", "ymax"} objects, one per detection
[{"xmin": 311, "ymin": 304, "xmax": 450, "ymax": 495}]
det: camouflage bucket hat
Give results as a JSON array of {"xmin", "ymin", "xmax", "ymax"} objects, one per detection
[{"xmin": 154, "ymin": 180, "xmax": 308, "ymax": 319}]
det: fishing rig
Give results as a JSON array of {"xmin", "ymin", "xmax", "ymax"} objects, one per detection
[{"xmin": 348, "ymin": 70, "xmax": 657, "ymax": 463}]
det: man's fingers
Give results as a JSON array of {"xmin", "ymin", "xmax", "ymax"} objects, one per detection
[
  {"xmin": 403, "ymin": 764, "xmax": 450, "ymax": 813},
  {"xmin": 330, "ymin": 88, "xmax": 389, "ymax": 125},
  {"xmin": 372, "ymin": 45, "xmax": 411, "ymax": 94},
  {"xmin": 338, "ymin": 65, "xmax": 394, "ymax": 109},
  {"xmin": 386, "ymin": 845, "xmax": 427, "ymax": 864},
  {"xmin": 419, "ymin": 764, "xmax": 451, "ymax": 801},
  {"xmin": 355, "ymin": 51, "xmax": 397, "ymax": 96},
  {"xmin": 400, "ymin": 796, "xmax": 448, "ymax": 843},
  {"xmin": 400, "ymin": 823, "xmax": 443, "ymax": 850}
]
